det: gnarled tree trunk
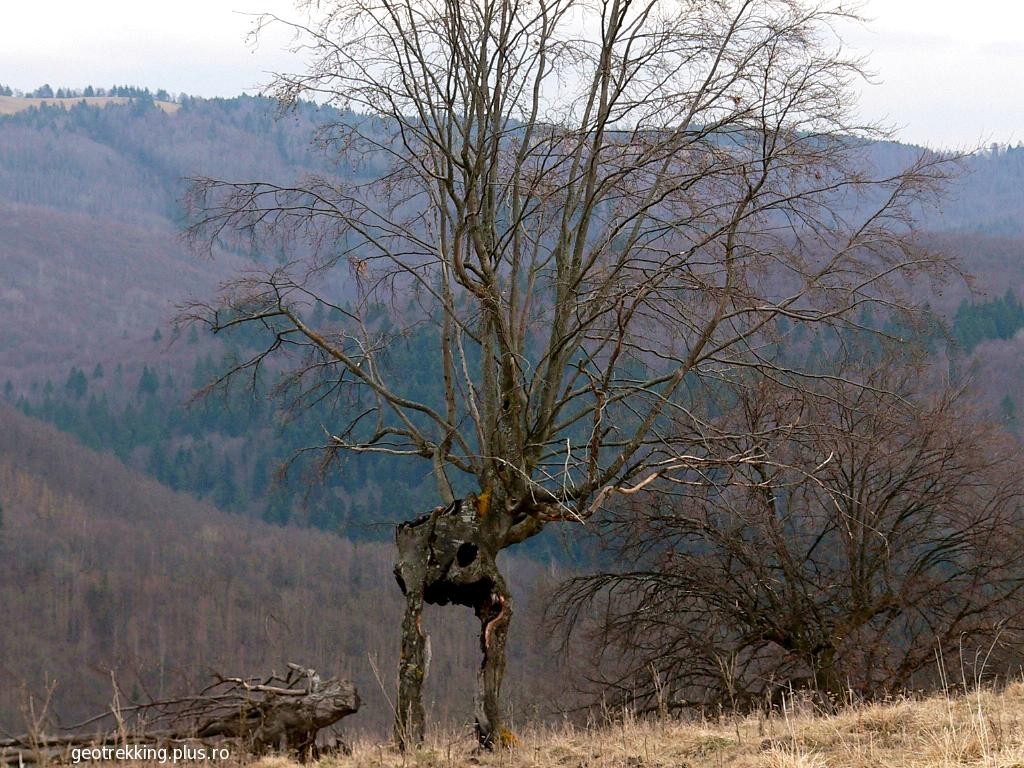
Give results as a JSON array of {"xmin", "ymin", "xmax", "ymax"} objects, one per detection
[
  {"xmin": 394, "ymin": 562, "xmax": 427, "ymax": 747},
  {"xmin": 394, "ymin": 494, "xmax": 517, "ymax": 749},
  {"xmin": 473, "ymin": 568, "xmax": 512, "ymax": 748}
]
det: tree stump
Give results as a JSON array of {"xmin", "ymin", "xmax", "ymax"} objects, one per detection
[{"xmin": 196, "ymin": 677, "xmax": 360, "ymax": 759}]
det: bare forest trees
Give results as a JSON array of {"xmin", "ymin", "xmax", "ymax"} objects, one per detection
[
  {"xmin": 554, "ymin": 349, "xmax": 1024, "ymax": 712},
  {"xmin": 185, "ymin": 0, "xmax": 951, "ymax": 748}
]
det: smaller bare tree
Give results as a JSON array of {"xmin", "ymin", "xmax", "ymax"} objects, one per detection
[{"xmin": 554, "ymin": 349, "xmax": 1024, "ymax": 712}]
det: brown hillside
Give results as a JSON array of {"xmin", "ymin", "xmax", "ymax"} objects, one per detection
[
  {"xmin": 0, "ymin": 96, "xmax": 342, "ymax": 385},
  {"xmin": 0, "ymin": 202, "xmax": 249, "ymax": 385},
  {"xmin": 0, "ymin": 406, "xmax": 569, "ymax": 738}
]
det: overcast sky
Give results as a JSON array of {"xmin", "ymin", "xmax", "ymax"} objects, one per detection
[{"xmin": 1, "ymin": 0, "xmax": 1021, "ymax": 149}]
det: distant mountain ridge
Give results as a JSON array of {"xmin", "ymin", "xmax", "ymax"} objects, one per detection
[
  {"xmin": 1, "ymin": 94, "xmax": 1022, "ymax": 382},
  {"xmin": 2, "ymin": 93, "xmax": 1023, "ymax": 534}
]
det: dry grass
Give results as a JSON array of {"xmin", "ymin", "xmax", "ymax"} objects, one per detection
[
  {"xmin": 0, "ymin": 96, "xmax": 179, "ymax": 115},
  {"xmin": 294, "ymin": 684, "xmax": 1024, "ymax": 768}
]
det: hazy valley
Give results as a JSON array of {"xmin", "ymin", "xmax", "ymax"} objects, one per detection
[{"xmin": 2, "ymin": 73, "xmax": 1024, "ymax": 760}]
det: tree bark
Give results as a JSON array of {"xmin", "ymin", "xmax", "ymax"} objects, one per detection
[
  {"xmin": 393, "ymin": 496, "xmax": 515, "ymax": 749},
  {"xmin": 810, "ymin": 646, "xmax": 843, "ymax": 711},
  {"xmin": 474, "ymin": 570, "xmax": 512, "ymax": 748},
  {"xmin": 394, "ymin": 586, "xmax": 427, "ymax": 749}
]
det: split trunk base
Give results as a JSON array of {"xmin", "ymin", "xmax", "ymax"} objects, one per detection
[{"xmin": 394, "ymin": 497, "xmax": 514, "ymax": 750}]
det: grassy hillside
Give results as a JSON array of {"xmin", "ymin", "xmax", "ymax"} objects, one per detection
[
  {"xmin": 292, "ymin": 684, "xmax": 1024, "ymax": 767},
  {"xmin": 0, "ymin": 95, "xmax": 179, "ymax": 115},
  {"xmin": 0, "ymin": 406, "xmax": 569, "ymax": 738}
]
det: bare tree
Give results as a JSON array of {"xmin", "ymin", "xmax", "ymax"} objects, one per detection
[
  {"xmin": 554, "ymin": 349, "xmax": 1024, "ymax": 712},
  {"xmin": 185, "ymin": 0, "xmax": 951, "ymax": 748}
]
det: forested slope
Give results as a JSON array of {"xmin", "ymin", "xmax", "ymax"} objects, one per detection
[
  {"xmin": 0, "ymin": 94, "xmax": 343, "ymax": 388},
  {"xmin": 0, "ymin": 406, "xmax": 567, "ymax": 737}
]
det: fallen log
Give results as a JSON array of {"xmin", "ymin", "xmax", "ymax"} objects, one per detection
[
  {"xmin": 195, "ymin": 677, "xmax": 360, "ymax": 756},
  {"xmin": 0, "ymin": 665, "xmax": 359, "ymax": 764}
]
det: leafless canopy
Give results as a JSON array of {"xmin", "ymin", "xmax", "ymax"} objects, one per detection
[{"xmin": 186, "ymin": 0, "xmax": 952, "ymax": 527}]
